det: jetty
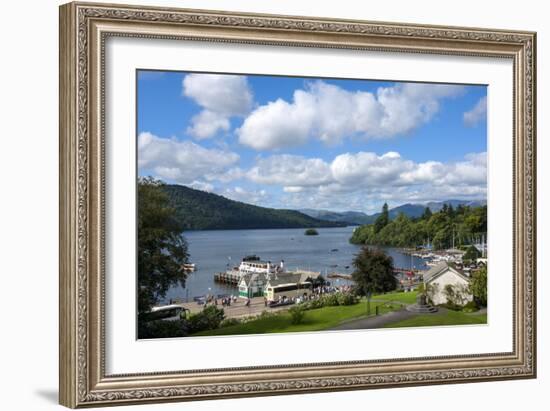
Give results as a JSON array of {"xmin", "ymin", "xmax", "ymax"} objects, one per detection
[
  {"xmin": 327, "ymin": 272, "xmax": 352, "ymax": 280},
  {"xmin": 328, "ymin": 268, "xmax": 426, "ymax": 281},
  {"xmin": 213, "ymin": 272, "xmax": 240, "ymax": 286}
]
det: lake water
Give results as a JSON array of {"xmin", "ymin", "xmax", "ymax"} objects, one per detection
[{"xmin": 163, "ymin": 226, "xmax": 429, "ymax": 303}]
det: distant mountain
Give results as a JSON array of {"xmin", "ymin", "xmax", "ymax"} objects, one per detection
[
  {"xmin": 300, "ymin": 199, "xmax": 487, "ymax": 225},
  {"xmin": 425, "ymin": 199, "xmax": 487, "ymax": 212},
  {"xmin": 299, "ymin": 209, "xmax": 370, "ymax": 225},
  {"xmin": 162, "ymin": 184, "xmax": 346, "ymax": 230}
]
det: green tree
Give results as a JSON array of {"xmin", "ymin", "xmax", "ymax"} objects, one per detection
[
  {"xmin": 289, "ymin": 305, "xmax": 306, "ymax": 325},
  {"xmin": 188, "ymin": 305, "xmax": 225, "ymax": 333},
  {"xmin": 304, "ymin": 228, "xmax": 319, "ymax": 236},
  {"xmin": 138, "ymin": 177, "xmax": 189, "ymax": 314},
  {"xmin": 432, "ymin": 227, "xmax": 450, "ymax": 250},
  {"xmin": 470, "ymin": 266, "xmax": 488, "ymax": 306},
  {"xmin": 422, "ymin": 207, "xmax": 432, "ymax": 220},
  {"xmin": 352, "ymin": 247, "xmax": 397, "ymax": 314},
  {"xmin": 463, "ymin": 245, "xmax": 481, "ymax": 263},
  {"xmin": 374, "ymin": 202, "xmax": 390, "ymax": 233},
  {"xmin": 349, "ymin": 203, "xmax": 486, "ymax": 251}
]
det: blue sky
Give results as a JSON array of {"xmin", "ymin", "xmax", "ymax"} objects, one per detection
[{"xmin": 137, "ymin": 70, "xmax": 487, "ymax": 214}]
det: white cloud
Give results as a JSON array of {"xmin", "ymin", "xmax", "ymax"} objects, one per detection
[
  {"xmin": 187, "ymin": 181, "xmax": 215, "ymax": 192},
  {"xmin": 222, "ymin": 186, "xmax": 269, "ymax": 205},
  {"xmin": 138, "ymin": 132, "xmax": 239, "ymax": 184},
  {"xmin": 182, "ymin": 74, "xmax": 253, "ymax": 116},
  {"xmin": 463, "ymin": 96, "xmax": 487, "ymax": 127},
  {"xmin": 182, "ymin": 73, "xmax": 253, "ymax": 139},
  {"xmin": 247, "ymin": 155, "xmax": 333, "ymax": 187},
  {"xmin": 236, "ymin": 96, "xmax": 315, "ymax": 150},
  {"xmin": 210, "ymin": 167, "xmax": 246, "ymax": 183},
  {"xmin": 237, "ymin": 81, "xmax": 464, "ymax": 150},
  {"xmin": 186, "ymin": 110, "xmax": 230, "ymax": 140},
  {"xmin": 243, "ymin": 150, "xmax": 486, "ymax": 212},
  {"xmin": 331, "ymin": 151, "xmax": 414, "ymax": 186},
  {"xmin": 440, "ymin": 152, "xmax": 487, "ymax": 185},
  {"xmin": 399, "ymin": 161, "xmax": 446, "ymax": 184}
]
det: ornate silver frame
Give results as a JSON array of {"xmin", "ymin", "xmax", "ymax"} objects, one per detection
[{"xmin": 59, "ymin": 2, "xmax": 536, "ymax": 408}]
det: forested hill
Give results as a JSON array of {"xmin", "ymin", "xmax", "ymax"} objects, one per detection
[
  {"xmin": 349, "ymin": 203, "xmax": 487, "ymax": 250},
  {"xmin": 162, "ymin": 184, "xmax": 346, "ymax": 230}
]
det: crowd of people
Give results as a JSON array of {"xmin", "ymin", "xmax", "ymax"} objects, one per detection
[{"xmin": 195, "ymin": 284, "xmax": 355, "ymax": 309}]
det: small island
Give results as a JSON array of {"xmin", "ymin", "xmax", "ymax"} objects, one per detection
[{"xmin": 304, "ymin": 228, "xmax": 319, "ymax": 236}]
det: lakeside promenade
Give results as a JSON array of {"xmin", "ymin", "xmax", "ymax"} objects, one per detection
[{"xmin": 175, "ymin": 296, "xmax": 292, "ymax": 319}]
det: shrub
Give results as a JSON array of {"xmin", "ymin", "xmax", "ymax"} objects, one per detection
[
  {"xmin": 336, "ymin": 292, "xmax": 358, "ymax": 306},
  {"xmin": 321, "ymin": 293, "xmax": 340, "ymax": 307},
  {"xmin": 187, "ymin": 305, "xmax": 225, "ymax": 333},
  {"xmin": 462, "ymin": 301, "xmax": 479, "ymax": 313},
  {"xmin": 259, "ymin": 310, "xmax": 277, "ymax": 320},
  {"xmin": 297, "ymin": 292, "xmax": 359, "ymax": 312},
  {"xmin": 137, "ymin": 319, "xmax": 189, "ymax": 339},
  {"xmin": 220, "ymin": 318, "xmax": 241, "ymax": 328},
  {"xmin": 442, "ymin": 302, "xmax": 463, "ymax": 311},
  {"xmin": 303, "ymin": 299, "xmax": 324, "ymax": 310},
  {"xmin": 304, "ymin": 228, "xmax": 319, "ymax": 236},
  {"xmin": 469, "ymin": 266, "xmax": 488, "ymax": 307},
  {"xmin": 463, "ymin": 245, "xmax": 481, "ymax": 262},
  {"xmin": 289, "ymin": 305, "xmax": 306, "ymax": 324}
]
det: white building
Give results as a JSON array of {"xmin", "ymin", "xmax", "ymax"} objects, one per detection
[
  {"xmin": 423, "ymin": 262, "xmax": 473, "ymax": 306},
  {"xmin": 238, "ymin": 270, "xmax": 320, "ymax": 299}
]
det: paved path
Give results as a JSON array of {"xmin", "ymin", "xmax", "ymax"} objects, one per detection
[
  {"xmin": 331, "ymin": 307, "xmax": 450, "ymax": 330},
  {"xmin": 330, "ymin": 308, "xmax": 418, "ymax": 330},
  {"xmin": 176, "ymin": 296, "xmax": 291, "ymax": 319}
]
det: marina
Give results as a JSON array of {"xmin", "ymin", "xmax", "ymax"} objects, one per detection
[{"xmin": 163, "ymin": 226, "xmax": 432, "ymax": 304}]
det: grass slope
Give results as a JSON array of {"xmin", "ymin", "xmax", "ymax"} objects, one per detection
[
  {"xmin": 383, "ymin": 310, "xmax": 487, "ymax": 328},
  {"xmin": 191, "ymin": 291, "xmax": 487, "ymax": 336},
  {"xmin": 192, "ymin": 297, "xmax": 402, "ymax": 337}
]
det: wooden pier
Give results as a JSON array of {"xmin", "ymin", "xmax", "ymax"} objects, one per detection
[
  {"xmin": 328, "ymin": 268, "xmax": 427, "ymax": 281},
  {"xmin": 213, "ymin": 272, "xmax": 240, "ymax": 286},
  {"xmin": 327, "ymin": 272, "xmax": 352, "ymax": 280}
]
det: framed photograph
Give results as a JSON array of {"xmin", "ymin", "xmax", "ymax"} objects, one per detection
[{"xmin": 59, "ymin": 2, "xmax": 537, "ymax": 408}]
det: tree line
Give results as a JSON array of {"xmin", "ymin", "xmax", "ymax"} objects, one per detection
[{"xmin": 350, "ymin": 202, "xmax": 487, "ymax": 250}]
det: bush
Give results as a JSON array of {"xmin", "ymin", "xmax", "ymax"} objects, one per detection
[
  {"xmin": 321, "ymin": 293, "xmax": 340, "ymax": 307},
  {"xmin": 137, "ymin": 319, "xmax": 189, "ymax": 339},
  {"xmin": 289, "ymin": 305, "xmax": 306, "ymax": 324},
  {"xmin": 442, "ymin": 302, "xmax": 463, "ymax": 311},
  {"xmin": 470, "ymin": 266, "xmax": 488, "ymax": 307},
  {"xmin": 259, "ymin": 310, "xmax": 276, "ymax": 319},
  {"xmin": 336, "ymin": 292, "xmax": 358, "ymax": 306},
  {"xmin": 303, "ymin": 299, "xmax": 324, "ymax": 310},
  {"xmin": 187, "ymin": 305, "xmax": 225, "ymax": 333},
  {"xmin": 463, "ymin": 245, "xmax": 481, "ymax": 262},
  {"xmin": 220, "ymin": 318, "xmax": 241, "ymax": 328},
  {"xmin": 462, "ymin": 301, "xmax": 479, "ymax": 313}
]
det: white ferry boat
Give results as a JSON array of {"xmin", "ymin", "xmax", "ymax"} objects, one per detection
[
  {"xmin": 213, "ymin": 255, "xmax": 285, "ymax": 286},
  {"xmin": 213, "ymin": 255, "xmax": 319, "ymax": 299}
]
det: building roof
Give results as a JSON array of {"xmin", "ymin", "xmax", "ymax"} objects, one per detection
[
  {"xmin": 239, "ymin": 270, "xmax": 320, "ymax": 288},
  {"xmin": 266, "ymin": 271, "xmax": 319, "ymax": 287},
  {"xmin": 238, "ymin": 272, "xmax": 267, "ymax": 287},
  {"xmin": 266, "ymin": 273, "xmax": 302, "ymax": 287},
  {"xmin": 423, "ymin": 262, "xmax": 470, "ymax": 284}
]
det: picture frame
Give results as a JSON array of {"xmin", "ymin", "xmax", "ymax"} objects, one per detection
[{"xmin": 59, "ymin": 1, "xmax": 537, "ymax": 408}]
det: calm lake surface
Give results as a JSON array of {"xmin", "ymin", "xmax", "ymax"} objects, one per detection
[{"xmin": 163, "ymin": 226, "xmax": 429, "ymax": 303}]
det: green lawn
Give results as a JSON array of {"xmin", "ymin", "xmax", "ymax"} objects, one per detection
[
  {"xmin": 383, "ymin": 310, "xmax": 487, "ymax": 328},
  {"xmin": 192, "ymin": 299, "xmax": 400, "ymax": 336},
  {"xmin": 191, "ymin": 290, "xmax": 485, "ymax": 336},
  {"xmin": 371, "ymin": 291, "xmax": 418, "ymax": 305}
]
